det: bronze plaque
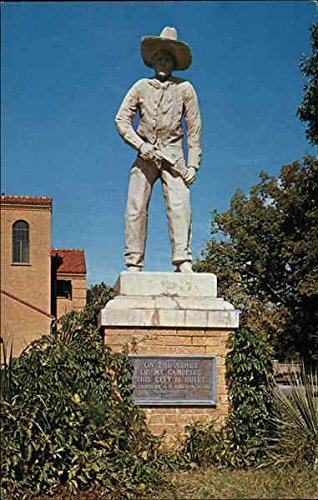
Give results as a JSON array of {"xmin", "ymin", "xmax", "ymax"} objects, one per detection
[{"xmin": 130, "ymin": 355, "xmax": 216, "ymax": 405}]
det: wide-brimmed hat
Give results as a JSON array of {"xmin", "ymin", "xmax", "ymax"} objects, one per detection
[{"xmin": 141, "ymin": 27, "xmax": 192, "ymax": 71}]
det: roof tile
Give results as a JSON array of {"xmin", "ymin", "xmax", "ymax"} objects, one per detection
[
  {"xmin": 1, "ymin": 195, "xmax": 53, "ymax": 206},
  {"xmin": 51, "ymin": 249, "xmax": 86, "ymax": 275}
]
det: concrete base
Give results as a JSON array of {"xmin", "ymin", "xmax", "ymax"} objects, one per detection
[
  {"xmin": 100, "ymin": 272, "xmax": 239, "ymax": 329},
  {"xmin": 114, "ymin": 271, "xmax": 218, "ymax": 297},
  {"xmin": 99, "ymin": 272, "xmax": 239, "ymax": 446}
]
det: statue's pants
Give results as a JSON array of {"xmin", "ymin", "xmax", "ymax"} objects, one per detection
[{"xmin": 125, "ymin": 157, "xmax": 192, "ymax": 267}]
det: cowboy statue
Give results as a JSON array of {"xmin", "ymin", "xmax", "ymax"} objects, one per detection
[{"xmin": 115, "ymin": 27, "xmax": 202, "ymax": 273}]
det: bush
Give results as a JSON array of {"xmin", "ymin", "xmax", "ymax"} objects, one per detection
[
  {"xmin": 183, "ymin": 327, "xmax": 275, "ymax": 468},
  {"xmin": 0, "ymin": 286, "xmax": 170, "ymax": 498},
  {"xmin": 226, "ymin": 327, "xmax": 275, "ymax": 461}
]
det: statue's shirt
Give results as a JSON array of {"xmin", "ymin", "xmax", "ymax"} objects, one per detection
[{"xmin": 115, "ymin": 77, "xmax": 202, "ymax": 169}]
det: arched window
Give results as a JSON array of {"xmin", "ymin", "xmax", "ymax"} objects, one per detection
[{"xmin": 12, "ymin": 220, "xmax": 30, "ymax": 263}]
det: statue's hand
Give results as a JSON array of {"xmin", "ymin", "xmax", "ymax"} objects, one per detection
[
  {"xmin": 184, "ymin": 166, "xmax": 197, "ymax": 186},
  {"xmin": 139, "ymin": 143, "xmax": 156, "ymax": 161}
]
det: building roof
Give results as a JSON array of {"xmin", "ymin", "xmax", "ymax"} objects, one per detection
[
  {"xmin": 1, "ymin": 195, "xmax": 53, "ymax": 206},
  {"xmin": 51, "ymin": 249, "xmax": 86, "ymax": 275}
]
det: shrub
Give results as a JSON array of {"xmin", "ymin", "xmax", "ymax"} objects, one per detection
[
  {"xmin": 0, "ymin": 286, "xmax": 170, "ymax": 498},
  {"xmin": 183, "ymin": 327, "xmax": 275, "ymax": 468},
  {"xmin": 225, "ymin": 327, "xmax": 275, "ymax": 462}
]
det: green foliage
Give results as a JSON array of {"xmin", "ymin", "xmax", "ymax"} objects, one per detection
[
  {"xmin": 49, "ymin": 281, "xmax": 114, "ymax": 345},
  {"xmin": 195, "ymin": 157, "xmax": 318, "ymax": 362},
  {"xmin": 181, "ymin": 422, "xmax": 235, "ymax": 468},
  {"xmin": 266, "ymin": 363, "xmax": 318, "ymax": 468},
  {"xmin": 182, "ymin": 327, "xmax": 274, "ymax": 468},
  {"xmin": 226, "ymin": 327, "xmax": 274, "ymax": 456},
  {"xmin": 298, "ymin": 22, "xmax": 318, "ymax": 146},
  {"xmin": 86, "ymin": 281, "xmax": 116, "ymax": 327},
  {"xmin": 0, "ymin": 284, "xmax": 170, "ymax": 498}
]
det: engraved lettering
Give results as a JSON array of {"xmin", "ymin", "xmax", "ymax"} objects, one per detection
[{"xmin": 130, "ymin": 356, "xmax": 216, "ymax": 405}]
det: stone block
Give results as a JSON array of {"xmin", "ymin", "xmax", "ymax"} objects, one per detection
[
  {"xmin": 131, "ymin": 345, "xmax": 207, "ymax": 355},
  {"xmin": 100, "ymin": 298, "xmax": 239, "ymax": 328},
  {"xmin": 147, "ymin": 414, "xmax": 165, "ymax": 424},
  {"xmin": 115, "ymin": 271, "xmax": 217, "ymax": 298},
  {"xmin": 146, "ymin": 335, "xmax": 192, "ymax": 346}
]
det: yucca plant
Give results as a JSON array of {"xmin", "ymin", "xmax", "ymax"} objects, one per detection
[
  {"xmin": 0, "ymin": 335, "xmax": 14, "ymax": 402},
  {"xmin": 268, "ymin": 362, "xmax": 318, "ymax": 468}
]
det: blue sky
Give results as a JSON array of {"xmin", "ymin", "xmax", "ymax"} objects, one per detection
[{"xmin": 2, "ymin": 1, "xmax": 317, "ymax": 286}]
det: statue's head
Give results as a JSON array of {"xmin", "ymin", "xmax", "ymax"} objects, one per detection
[
  {"xmin": 141, "ymin": 27, "xmax": 192, "ymax": 73},
  {"xmin": 151, "ymin": 50, "xmax": 175, "ymax": 81}
]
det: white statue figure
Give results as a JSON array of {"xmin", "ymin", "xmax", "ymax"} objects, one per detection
[{"xmin": 115, "ymin": 27, "xmax": 202, "ymax": 273}]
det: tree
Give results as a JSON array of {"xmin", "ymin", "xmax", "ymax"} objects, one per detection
[
  {"xmin": 195, "ymin": 157, "xmax": 318, "ymax": 362},
  {"xmin": 298, "ymin": 22, "xmax": 318, "ymax": 146}
]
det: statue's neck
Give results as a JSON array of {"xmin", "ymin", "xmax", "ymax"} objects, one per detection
[{"xmin": 154, "ymin": 73, "xmax": 173, "ymax": 83}]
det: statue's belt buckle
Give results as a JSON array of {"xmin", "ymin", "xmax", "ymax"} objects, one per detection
[
  {"xmin": 139, "ymin": 153, "xmax": 163, "ymax": 170},
  {"xmin": 154, "ymin": 159, "xmax": 163, "ymax": 170}
]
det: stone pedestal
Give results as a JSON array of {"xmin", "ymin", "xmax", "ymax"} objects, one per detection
[{"xmin": 99, "ymin": 272, "xmax": 239, "ymax": 446}]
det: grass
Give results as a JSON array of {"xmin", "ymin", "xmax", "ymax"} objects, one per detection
[
  {"xmin": 36, "ymin": 465, "xmax": 317, "ymax": 499},
  {"xmin": 156, "ymin": 466, "xmax": 318, "ymax": 500}
]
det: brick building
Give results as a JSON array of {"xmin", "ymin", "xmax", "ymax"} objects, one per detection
[
  {"xmin": 1, "ymin": 195, "xmax": 87, "ymax": 356},
  {"xmin": 51, "ymin": 248, "xmax": 87, "ymax": 319}
]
